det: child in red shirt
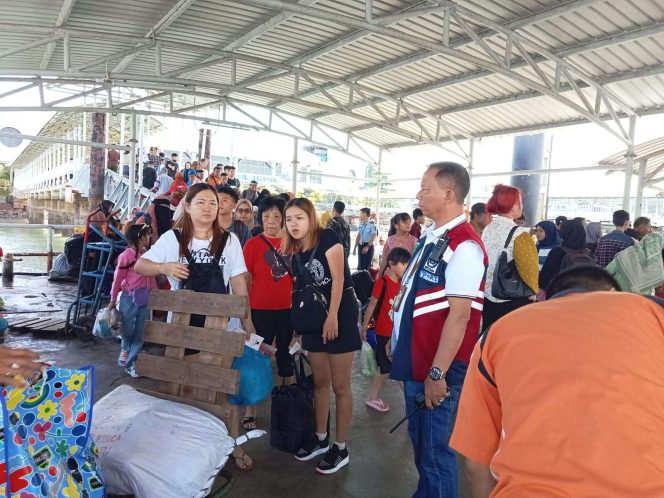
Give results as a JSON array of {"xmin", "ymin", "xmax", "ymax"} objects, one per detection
[{"xmin": 360, "ymin": 247, "xmax": 411, "ymax": 412}]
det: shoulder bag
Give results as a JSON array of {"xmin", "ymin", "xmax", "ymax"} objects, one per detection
[
  {"xmin": 492, "ymin": 226, "xmax": 534, "ymax": 300},
  {"xmin": 291, "ymin": 245, "xmax": 329, "ymax": 333}
]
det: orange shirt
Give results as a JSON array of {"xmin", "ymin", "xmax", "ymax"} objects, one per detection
[{"xmin": 450, "ymin": 292, "xmax": 664, "ymax": 497}]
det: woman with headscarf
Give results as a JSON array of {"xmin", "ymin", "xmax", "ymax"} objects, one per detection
[
  {"xmin": 585, "ymin": 222, "xmax": 602, "ymax": 255},
  {"xmin": 539, "ymin": 219, "xmax": 593, "ymax": 291},
  {"xmin": 534, "ymin": 220, "xmax": 560, "ymax": 270},
  {"xmin": 168, "ymin": 172, "xmax": 188, "ymax": 207}
]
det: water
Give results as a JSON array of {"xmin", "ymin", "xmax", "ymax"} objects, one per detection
[{"xmin": 0, "ymin": 226, "xmax": 68, "ymax": 273}]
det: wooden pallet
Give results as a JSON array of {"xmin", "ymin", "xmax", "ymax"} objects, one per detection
[
  {"xmin": 134, "ymin": 289, "xmax": 249, "ymax": 482},
  {"xmin": 7, "ymin": 316, "xmax": 67, "ymax": 333}
]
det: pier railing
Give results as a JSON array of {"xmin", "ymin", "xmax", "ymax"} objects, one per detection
[{"xmin": 0, "ymin": 223, "xmax": 80, "ymax": 274}]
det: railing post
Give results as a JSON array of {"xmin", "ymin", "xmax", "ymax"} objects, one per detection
[{"xmin": 47, "ymin": 226, "xmax": 54, "ymax": 272}]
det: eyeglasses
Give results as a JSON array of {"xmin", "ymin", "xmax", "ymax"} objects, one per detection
[{"xmin": 236, "ymin": 208, "xmax": 252, "ymax": 214}]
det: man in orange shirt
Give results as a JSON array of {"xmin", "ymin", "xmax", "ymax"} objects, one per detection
[
  {"xmin": 207, "ymin": 165, "xmax": 223, "ymax": 188},
  {"xmin": 450, "ymin": 266, "xmax": 664, "ymax": 498}
]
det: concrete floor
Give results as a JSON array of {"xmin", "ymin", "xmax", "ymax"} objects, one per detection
[{"xmin": 1, "ymin": 276, "xmax": 471, "ymax": 498}]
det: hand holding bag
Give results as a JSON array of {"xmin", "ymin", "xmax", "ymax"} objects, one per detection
[
  {"xmin": 291, "ymin": 245, "xmax": 329, "ymax": 334},
  {"xmin": 492, "ymin": 226, "xmax": 535, "ymax": 300}
]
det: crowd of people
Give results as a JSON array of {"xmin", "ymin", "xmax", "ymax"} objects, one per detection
[{"xmin": 6, "ymin": 154, "xmax": 664, "ymax": 496}]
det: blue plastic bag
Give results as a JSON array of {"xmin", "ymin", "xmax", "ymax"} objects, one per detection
[{"xmin": 228, "ymin": 346, "xmax": 273, "ymax": 406}]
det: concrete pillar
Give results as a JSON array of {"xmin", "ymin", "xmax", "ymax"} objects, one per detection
[
  {"xmin": 89, "ymin": 112, "xmax": 106, "ymax": 210},
  {"xmin": 511, "ymin": 134, "xmax": 545, "ymax": 226},
  {"xmin": 635, "ymin": 159, "xmax": 647, "ymax": 218},
  {"xmin": 291, "ymin": 137, "xmax": 298, "ymax": 195},
  {"xmin": 128, "ymin": 114, "xmax": 137, "ymax": 214}
]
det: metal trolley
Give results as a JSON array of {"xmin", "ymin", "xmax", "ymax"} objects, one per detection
[{"xmin": 65, "ymin": 208, "xmax": 127, "ymax": 339}]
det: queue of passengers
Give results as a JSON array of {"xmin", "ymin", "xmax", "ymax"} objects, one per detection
[{"xmin": 82, "ymin": 159, "xmax": 664, "ymax": 495}]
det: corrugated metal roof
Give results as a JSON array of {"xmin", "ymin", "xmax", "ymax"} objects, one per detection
[{"xmin": 0, "ymin": 0, "xmax": 663, "ymax": 154}]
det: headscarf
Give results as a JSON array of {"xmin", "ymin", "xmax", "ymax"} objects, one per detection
[
  {"xmin": 560, "ymin": 219, "xmax": 587, "ymax": 250},
  {"xmin": 585, "ymin": 222, "xmax": 602, "ymax": 244},
  {"xmin": 235, "ymin": 199, "xmax": 255, "ymax": 229},
  {"xmin": 168, "ymin": 172, "xmax": 188, "ymax": 195},
  {"xmin": 535, "ymin": 220, "xmax": 560, "ymax": 250}
]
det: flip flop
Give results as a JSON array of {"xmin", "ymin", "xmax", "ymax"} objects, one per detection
[
  {"xmin": 366, "ymin": 399, "xmax": 390, "ymax": 412},
  {"xmin": 233, "ymin": 452, "xmax": 254, "ymax": 472},
  {"xmin": 241, "ymin": 416, "xmax": 257, "ymax": 431}
]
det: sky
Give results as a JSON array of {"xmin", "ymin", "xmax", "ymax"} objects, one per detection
[{"xmin": 1, "ymin": 81, "xmax": 663, "ymax": 204}]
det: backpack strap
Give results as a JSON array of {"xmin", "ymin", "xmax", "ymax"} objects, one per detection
[
  {"xmin": 173, "ymin": 228, "xmax": 195, "ymax": 264},
  {"xmin": 294, "ymin": 244, "xmax": 319, "ymax": 285},
  {"xmin": 477, "ymin": 327, "xmax": 497, "ymax": 388},
  {"xmin": 372, "ymin": 276, "xmax": 388, "ymax": 321},
  {"xmin": 259, "ymin": 235, "xmax": 293, "ymax": 277}
]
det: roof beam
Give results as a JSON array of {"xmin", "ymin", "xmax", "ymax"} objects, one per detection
[
  {"xmin": 323, "ymin": 21, "xmax": 664, "ymax": 123},
  {"xmin": 259, "ymin": 0, "xmax": 603, "ymax": 104},
  {"xmin": 344, "ymin": 62, "xmax": 664, "ymax": 134},
  {"xmin": 0, "ymin": 34, "xmax": 64, "ymax": 61},
  {"xmin": 40, "ymin": 0, "xmax": 77, "ymax": 70},
  {"xmin": 229, "ymin": 0, "xmax": 634, "ymax": 143},
  {"xmin": 112, "ymin": 0, "xmax": 197, "ymax": 73}
]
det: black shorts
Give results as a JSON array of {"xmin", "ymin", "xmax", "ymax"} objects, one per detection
[
  {"xmin": 375, "ymin": 335, "xmax": 391, "ymax": 375},
  {"xmin": 302, "ymin": 290, "xmax": 361, "ymax": 355}
]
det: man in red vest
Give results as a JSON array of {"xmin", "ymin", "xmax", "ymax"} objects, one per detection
[{"xmin": 390, "ymin": 162, "xmax": 488, "ymax": 498}]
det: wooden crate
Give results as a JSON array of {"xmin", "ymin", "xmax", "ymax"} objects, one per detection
[{"xmin": 135, "ymin": 289, "xmax": 249, "ymax": 439}]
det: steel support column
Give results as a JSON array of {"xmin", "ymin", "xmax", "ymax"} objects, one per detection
[
  {"xmin": 634, "ymin": 159, "xmax": 647, "ymax": 218},
  {"xmin": 466, "ymin": 138, "xmax": 475, "ymax": 210},
  {"xmin": 375, "ymin": 148, "xmax": 383, "ymax": 227},
  {"xmin": 622, "ymin": 116, "xmax": 637, "ymax": 211},
  {"xmin": 128, "ymin": 113, "xmax": 137, "ymax": 214},
  {"xmin": 292, "ymin": 137, "xmax": 299, "ymax": 195}
]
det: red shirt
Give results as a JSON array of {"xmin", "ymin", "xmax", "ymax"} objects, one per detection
[
  {"xmin": 371, "ymin": 275, "xmax": 400, "ymax": 337},
  {"xmin": 409, "ymin": 223, "xmax": 421, "ymax": 239},
  {"xmin": 243, "ymin": 234, "xmax": 293, "ymax": 310}
]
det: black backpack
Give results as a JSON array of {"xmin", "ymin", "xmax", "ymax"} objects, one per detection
[{"xmin": 559, "ymin": 246, "xmax": 596, "ymax": 272}]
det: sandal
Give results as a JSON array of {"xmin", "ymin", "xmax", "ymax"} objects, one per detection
[
  {"xmin": 233, "ymin": 450, "xmax": 254, "ymax": 471},
  {"xmin": 241, "ymin": 416, "xmax": 257, "ymax": 431},
  {"xmin": 366, "ymin": 399, "xmax": 390, "ymax": 413}
]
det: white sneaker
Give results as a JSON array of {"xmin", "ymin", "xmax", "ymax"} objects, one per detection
[{"xmin": 125, "ymin": 366, "xmax": 140, "ymax": 378}]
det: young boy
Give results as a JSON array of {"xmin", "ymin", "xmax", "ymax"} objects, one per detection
[{"xmin": 360, "ymin": 247, "xmax": 411, "ymax": 412}]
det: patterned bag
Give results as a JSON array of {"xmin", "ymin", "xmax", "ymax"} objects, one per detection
[{"xmin": 0, "ymin": 366, "xmax": 106, "ymax": 498}]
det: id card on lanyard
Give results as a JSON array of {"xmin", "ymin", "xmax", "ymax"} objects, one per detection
[{"xmin": 389, "ymin": 230, "xmax": 450, "ymax": 320}]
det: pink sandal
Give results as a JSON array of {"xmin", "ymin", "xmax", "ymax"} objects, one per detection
[{"xmin": 366, "ymin": 399, "xmax": 390, "ymax": 412}]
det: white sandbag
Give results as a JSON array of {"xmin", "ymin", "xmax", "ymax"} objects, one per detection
[{"xmin": 91, "ymin": 385, "xmax": 235, "ymax": 498}]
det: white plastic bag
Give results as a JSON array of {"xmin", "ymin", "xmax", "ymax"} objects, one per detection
[
  {"xmin": 92, "ymin": 307, "xmax": 116, "ymax": 339},
  {"xmin": 360, "ymin": 341, "xmax": 378, "ymax": 377},
  {"xmin": 92, "ymin": 385, "xmax": 263, "ymax": 498}
]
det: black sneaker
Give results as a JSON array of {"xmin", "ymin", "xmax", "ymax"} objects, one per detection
[
  {"xmin": 294, "ymin": 435, "xmax": 329, "ymax": 461},
  {"xmin": 315, "ymin": 444, "xmax": 349, "ymax": 475}
]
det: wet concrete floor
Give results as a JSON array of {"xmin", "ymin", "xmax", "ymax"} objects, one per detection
[{"xmin": 1, "ymin": 276, "xmax": 472, "ymax": 498}]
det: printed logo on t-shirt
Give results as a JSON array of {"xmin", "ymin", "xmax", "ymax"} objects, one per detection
[
  {"xmin": 179, "ymin": 248, "xmax": 226, "ymax": 265},
  {"xmin": 306, "ymin": 258, "xmax": 331, "ymax": 286},
  {"xmin": 263, "ymin": 248, "xmax": 290, "ymax": 281}
]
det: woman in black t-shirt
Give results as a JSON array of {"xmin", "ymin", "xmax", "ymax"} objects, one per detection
[{"xmin": 283, "ymin": 198, "xmax": 361, "ymax": 475}]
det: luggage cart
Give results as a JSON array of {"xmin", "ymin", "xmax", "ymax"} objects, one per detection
[{"xmin": 65, "ymin": 208, "xmax": 127, "ymax": 339}]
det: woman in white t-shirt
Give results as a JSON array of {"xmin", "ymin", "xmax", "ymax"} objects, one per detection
[{"xmin": 134, "ymin": 182, "xmax": 257, "ymax": 471}]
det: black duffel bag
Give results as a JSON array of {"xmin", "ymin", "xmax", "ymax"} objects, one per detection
[
  {"xmin": 492, "ymin": 225, "xmax": 534, "ymax": 300},
  {"xmin": 270, "ymin": 355, "xmax": 315, "ymax": 453}
]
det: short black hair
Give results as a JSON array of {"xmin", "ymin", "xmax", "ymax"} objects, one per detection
[
  {"xmin": 223, "ymin": 165, "xmax": 231, "ymax": 171},
  {"xmin": 633, "ymin": 216, "xmax": 651, "ymax": 228},
  {"xmin": 278, "ymin": 192, "xmax": 291, "ymax": 202},
  {"xmin": 546, "ymin": 265, "xmax": 620, "ymax": 298},
  {"xmin": 333, "ymin": 201, "xmax": 345, "ymax": 214},
  {"xmin": 612, "ymin": 209, "xmax": 630, "ymax": 227},
  {"xmin": 360, "ymin": 207, "xmax": 371, "ymax": 217},
  {"xmin": 555, "ymin": 215, "xmax": 568, "ymax": 226},
  {"xmin": 221, "ymin": 172, "xmax": 228, "ymax": 177},
  {"xmin": 428, "ymin": 162, "xmax": 470, "ymax": 202},
  {"xmin": 216, "ymin": 186, "xmax": 239, "ymax": 203},
  {"xmin": 213, "ymin": 166, "xmax": 222, "ymax": 171},
  {"xmin": 625, "ymin": 228, "xmax": 639, "ymax": 239},
  {"xmin": 257, "ymin": 196, "xmax": 286, "ymax": 227},
  {"xmin": 470, "ymin": 202, "xmax": 487, "ymax": 220},
  {"xmin": 159, "ymin": 152, "xmax": 165, "ymax": 158},
  {"xmin": 412, "ymin": 208, "xmax": 423, "ymax": 219},
  {"xmin": 216, "ymin": 163, "xmax": 223, "ymax": 168},
  {"xmin": 171, "ymin": 153, "xmax": 178, "ymax": 157},
  {"xmin": 386, "ymin": 247, "xmax": 412, "ymax": 265}
]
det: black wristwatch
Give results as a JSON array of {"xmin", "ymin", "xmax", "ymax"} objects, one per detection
[{"xmin": 428, "ymin": 366, "xmax": 446, "ymax": 381}]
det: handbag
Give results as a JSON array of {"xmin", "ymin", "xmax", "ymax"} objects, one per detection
[
  {"xmin": 270, "ymin": 355, "xmax": 315, "ymax": 453},
  {"xmin": 492, "ymin": 226, "xmax": 534, "ymax": 300},
  {"xmin": 131, "ymin": 287, "xmax": 150, "ymax": 307},
  {"xmin": 0, "ymin": 366, "xmax": 106, "ymax": 497},
  {"xmin": 291, "ymin": 245, "xmax": 329, "ymax": 334}
]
